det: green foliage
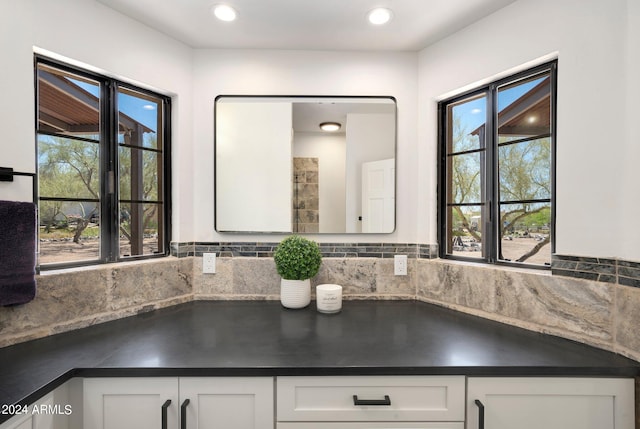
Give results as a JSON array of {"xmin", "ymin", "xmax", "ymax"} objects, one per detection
[
  {"xmin": 38, "ymin": 134, "xmax": 161, "ymax": 240},
  {"xmin": 273, "ymin": 235, "xmax": 322, "ymax": 280}
]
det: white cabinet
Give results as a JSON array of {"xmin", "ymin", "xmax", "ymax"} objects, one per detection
[
  {"xmin": 84, "ymin": 378, "xmax": 178, "ymax": 429},
  {"xmin": 9, "ymin": 374, "xmax": 633, "ymax": 429},
  {"xmin": 277, "ymin": 376, "xmax": 465, "ymax": 428},
  {"xmin": 0, "ymin": 380, "xmax": 78, "ymax": 429},
  {"xmin": 83, "ymin": 377, "xmax": 273, "ymax": 429},
  {"xmin": 179, "ymin": 377, "xmax": 273, "ymax": 429},
  {"xmin": 0, "ymin": 413, "xmax": 32, "ymax": 429},
  {"xmin": 467, "ymin": 377, "xmax": 635, "ymax": 429}
]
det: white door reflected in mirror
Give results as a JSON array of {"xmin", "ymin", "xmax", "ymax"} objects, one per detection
[{"xmin": 361, "ymin": 158, "xmax": 395, "ymax": 233}]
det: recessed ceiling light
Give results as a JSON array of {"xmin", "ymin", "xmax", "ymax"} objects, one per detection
[
  {"xmin": 367, "ymin": 7, "xmax": 393, "ymax": 25},
  {"xmin": 319, "ymin": 122, "xmax": 341, "ymax": 132},
  {"xmin": 212, "ymin": 4, "xmax": 237, "ymax": 22}
]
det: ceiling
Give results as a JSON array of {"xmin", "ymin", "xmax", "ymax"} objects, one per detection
[{"xmin": 96, "ymin": 0, "xmax": 518, "ymax": 51}]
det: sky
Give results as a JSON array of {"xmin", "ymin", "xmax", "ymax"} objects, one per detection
[
  {"xmin": 70, "ymin": 77, "xmax": 159, "ymax": 134},
  {"xmin": 454, "ymin": 77, "xmax": 544, "ymax": 133}
]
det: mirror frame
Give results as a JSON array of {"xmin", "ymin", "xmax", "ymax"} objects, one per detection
[{"xmin": 214, "ymin": 94, "xmax": 398, "ymax": 234}]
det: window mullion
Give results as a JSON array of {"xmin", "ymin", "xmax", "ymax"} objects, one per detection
[
  {"xmin": 483, "ymin": 86, "xmax": 497, "ymax": 263},
  {"xmin": 550, "ymin": 62, "xmax": 558, "ymax": 256},
  {"xmin": 101, "ymin": 80, "xmax": 118, "ymax": 262}
]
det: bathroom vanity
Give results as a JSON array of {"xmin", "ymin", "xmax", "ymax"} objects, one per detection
[{"xmin": 0, "ymin": 301, "xmax": 637, "ymax": 428}]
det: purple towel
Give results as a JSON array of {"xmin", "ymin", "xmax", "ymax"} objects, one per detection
[{"xmin": 0, "ymin": 200, "xmax": 37, "ymax": 306}]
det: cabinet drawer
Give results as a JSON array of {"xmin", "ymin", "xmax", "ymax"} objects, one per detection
[
  {"xmin": 277, "ymin": 376, "xmax": 465, "ymax": 422},
  {"xmin": 278, "ymin": 424, "xmax": 464, "ymax": 429}
]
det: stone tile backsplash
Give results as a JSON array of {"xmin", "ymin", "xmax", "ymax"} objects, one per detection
[
  {"xmin": 552, "ymin": 254, "xmax": 640, "ymax": 287},
  {"xmin": 417, "ymin": 260, "xmax": 615, "ymax": 346},
  {"xmin": 2, "ymin": 242, "xmax": 639, "ymax": 363},
  {"xmin": 193, "ymin": 256, "xmax": 415, "ymax": 300},
  {"xmin": 0, "ymin": 258, "xmax": 193, "ymax": 347},
  {"xmin": 186, "ymin": 242, "xmax": 438, "ymax": 259}
]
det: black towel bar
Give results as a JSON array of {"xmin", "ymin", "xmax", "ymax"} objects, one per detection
[
  {"xmin": 0, "ymin": 167, "xmax": 38, "ymax": 207},
  {"xmin": 0, "ymin": 167, "xmax": 36, "ymax": 182}
]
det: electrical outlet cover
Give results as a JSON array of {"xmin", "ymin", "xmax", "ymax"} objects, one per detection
[
  {"xmin": 394, "ymin": 254, "xmax": 407, "ymax": 275},
  {"xmin": 203, "ymin": 253, "xmax": 216, "ymax": 274}
]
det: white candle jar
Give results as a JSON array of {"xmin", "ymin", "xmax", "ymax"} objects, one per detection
[{"xmin": 316, "ymin": 284, "xmax": 342, "ymax": 314}]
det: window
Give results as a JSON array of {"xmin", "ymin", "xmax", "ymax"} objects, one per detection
[
  {"xmin": 36, "ymin": 56, "xmax": 171, "ymax": 268},
  {"xmin": 438, "ymin": 61, "xmax": 556, "ymax": 267}
]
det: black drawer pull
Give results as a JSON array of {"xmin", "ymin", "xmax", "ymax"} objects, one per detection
[
  {"xmin": 161, "ymin": 399, "xmax": 171, "ymax": 429},
  {"xmin": 353, "ymin": 395, "xmax": 391, "ymax": 406},
  {"xmin": 181, "ymin": 399, "xmax": 190, "ymax": 429},
  {"xmin": 475, "ymin": 399, "xmax": 485, "ymax": 429}
]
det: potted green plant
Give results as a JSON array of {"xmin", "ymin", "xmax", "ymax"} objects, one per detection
[{"xmin": 273, "ymin": 235, "xmax": 322, "ymax": 309}]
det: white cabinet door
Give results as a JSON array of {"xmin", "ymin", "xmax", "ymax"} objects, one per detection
[
  {"xmin": 179, "ymin": 377, "xmax": 273, "ymax": 429},
  {"xmin": 31, "ymin": 392, "xmax": 56, "ymax": 429},
  {"xmin": 0, "ymin": 414, "xmax": 32, "ymax": 429},
  {"xmin": 84, "ymin": 378, "xmax": 178, "ymax": 429},
  {"xmin": 467, "ymin": 377, "xmax": 634, "ymax": 429},
  {"xmin": 1, "ymin": 381, "xmax": 76, "ymax": 429}
]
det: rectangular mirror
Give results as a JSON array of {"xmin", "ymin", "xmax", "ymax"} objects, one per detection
[{"xmin": 215, "ymin": 96, "xmax": 396, "ymax": 234}]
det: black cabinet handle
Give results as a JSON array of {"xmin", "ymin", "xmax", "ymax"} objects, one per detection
[
  {"xmin": 181, "ymin": 399, "xmax": 190, "ymax": 429},
  {"xmin": 475, "ymin": 399, "xmax": 485, "ymax": 429},
  {"xmin": 353, "ymin": 395, "xmax": 391, "ymax": 406},
  {"xmin": 161, "ymin": 400, "xmax": 171, "ymax": 429}
]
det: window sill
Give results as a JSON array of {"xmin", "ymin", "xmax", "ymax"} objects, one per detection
[
  {"xmin": 37, "ymin": 255, "xmax": 174, "ymax": 276},
  {"xmin": 434, "ymin": 257, "xmax": 552, "ymax": 276}
]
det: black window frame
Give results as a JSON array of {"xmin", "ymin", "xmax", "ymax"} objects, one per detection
[
  {"xmin": 437, "ymin": 61, "xmax": 557, "ymax": 269},
  {"xmin": 35, "ymin": 55, "xmax": 172, "ymax": 270}
]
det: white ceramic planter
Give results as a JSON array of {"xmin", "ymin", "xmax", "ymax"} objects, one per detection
[{"xmin": 280, "ymin": 278, "xmax": 311, "ymax": 309}]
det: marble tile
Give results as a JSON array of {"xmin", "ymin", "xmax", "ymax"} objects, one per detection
[
  {"xmin": 0, "ymin": 267, "xmax": 110, "ymax": 346},
  {"xmin": 49, "ymin": 294, "xmax": 192, "ymax": 337},
  {"xmin": 417, "ymin": 260, "xmax": 614, "ymax": 342},
  {"xmin": 232, "ymin": 258, "xmax": 280, "ymax": 295},
  {"xmin": 615, "ymin": 285, "xmax": 640, "ymax": 360},
  {"xmin": 493, "ymin": 270, "xmax": 613, "ymax": 342},
  {"xmin": 417, "ymin": 260, "xmax": 498, "ymax": 313},
  {"xmin": 194, "ymin": 257, "xmax": 234, "ymax": 295},
  {"xmin": 314, "ymin": 258, "xmax": 378, "ymax": 294},
  {"xmin": 0, "ymin": 268, "xmax": 109, "ymax": 333},
  {"xmin": 110, "ymin": 258, "xmax": 192, "ymax": 310},
  {"xmin": 375, "ymin": 258, "xmax": 415, "ymax": 295}
]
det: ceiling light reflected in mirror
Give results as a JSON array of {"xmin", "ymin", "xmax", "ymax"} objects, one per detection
[{"xmin": 319, "ymin": 122, "xmax": 341, "ymax": 132}]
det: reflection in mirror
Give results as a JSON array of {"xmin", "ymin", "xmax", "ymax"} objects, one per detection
[{"xmin": 215, "ymin": 96, "xmax": 396, "ymax": 234}]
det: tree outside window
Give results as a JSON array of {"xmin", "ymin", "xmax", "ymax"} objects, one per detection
[
  {"xmin": 36, "ymin": 58, "xmax": 170, "ymax": 268},
  {"xmin": 439, "ymin": 62, "xmax": 556, "ymax": 267}
]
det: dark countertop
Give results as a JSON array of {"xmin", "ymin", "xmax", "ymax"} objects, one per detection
[{"xmin": 0, "ymin": 300, "xmax": 638, "ymax": 423}]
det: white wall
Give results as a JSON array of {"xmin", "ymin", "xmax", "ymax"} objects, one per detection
[
  {"xmin": 4, "ymin": 0, "xmax": 636, "ymax": 261},
  {"xmin": 620, "ymin": 0, "xmax": 640, "ymax": 261},
  {"xmin": 345, "ymin": 113, "xmax": 396, "ymax": 233},
  {"xmin": 193, "ymin": 49, "xmax": 418, "ymax": 243},
  {"xmin": 0, "ymin": 0, "xmax": 194, "ymax": 241},
  {"xmin": 293, "ymin": 133, "xmax": 347, "ymax": 233},
  {"xmin": 418, "ymin": 0, "xmax": 633, "ymax": 260},
  {"xmin": 216, "ymin": 102, "xmax": 293, "ymax": 232}
]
